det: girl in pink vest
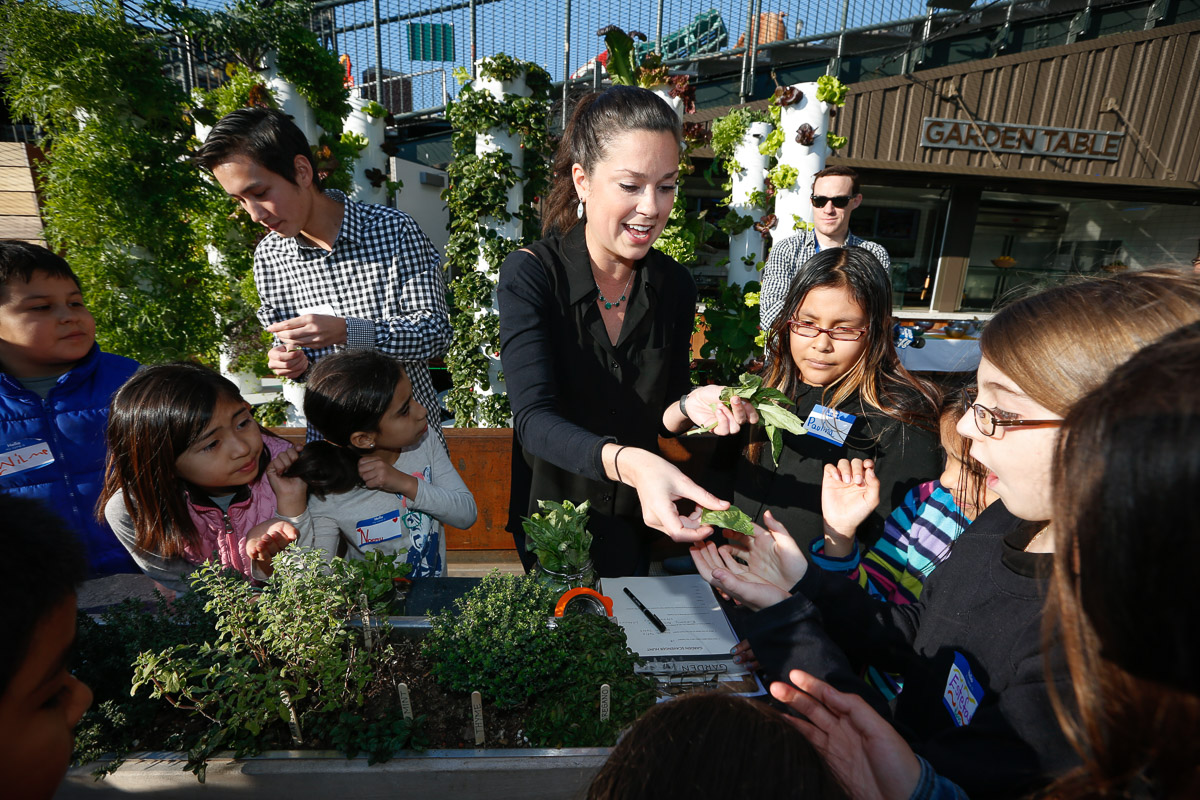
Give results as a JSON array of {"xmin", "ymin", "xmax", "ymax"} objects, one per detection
[{"xmin": 100, "ymin": 364, "xmax": 303, "ymax": 594}]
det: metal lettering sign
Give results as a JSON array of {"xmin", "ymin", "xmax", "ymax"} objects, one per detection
[{"xmin": 920, "ymin": 117, "xmax": 1124, "ymax": 161}]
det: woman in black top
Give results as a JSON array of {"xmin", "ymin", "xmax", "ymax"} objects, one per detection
[{"xmin": 498, "ymin": 86, "xmax": 754, "ymax": 576}]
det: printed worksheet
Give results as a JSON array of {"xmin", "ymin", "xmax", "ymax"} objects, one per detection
[{"xmin": 600, "ymin": 575, "xmax": 740, "ymax": 659}]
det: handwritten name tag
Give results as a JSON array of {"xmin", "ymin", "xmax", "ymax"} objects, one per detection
[
  {"xmin": 0, "ymin": 439, "xmax": 55, "ymax": 478},
  {"xmin": 356, "ymin": 509, "xmax": 405, "ymax": 546},
  {"xmin": 804, "ymin": 404, "xmax": 856, "ymax": 447},
  {"xmin": 942, "ymin": 651, "xmax": 984, "ymax": 727}
]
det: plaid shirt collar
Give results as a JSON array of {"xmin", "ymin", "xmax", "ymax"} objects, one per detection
[{"xmin": 288, "ymin": 189, "xmax": 362, "ymax": 252}]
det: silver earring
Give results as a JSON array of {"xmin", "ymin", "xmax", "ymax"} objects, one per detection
[{"xmin": 576, "ymin": 199, "xmax": 585, "ymax": 220}]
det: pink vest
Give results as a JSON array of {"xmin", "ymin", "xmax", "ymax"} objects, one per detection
[{"xmin": 182, "ymin": 435, "xmax": 293, "ymax": 582}]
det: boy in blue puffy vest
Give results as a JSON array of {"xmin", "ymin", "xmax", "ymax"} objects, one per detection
[{"xmin": 0, "ymin": 241, "xmax": 139, "ymax": 575}]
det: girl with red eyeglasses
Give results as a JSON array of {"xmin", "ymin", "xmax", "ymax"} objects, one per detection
[{"xmin": 713, "ymin": 246, "xmax": 942, "ymax": 550}]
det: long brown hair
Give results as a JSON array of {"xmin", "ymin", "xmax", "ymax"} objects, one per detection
[
  {"xmin": 980, "ymin": 268, "xmax": 1200, "ymax": 417},
  {"xmin": 98, "ymin": 363, "xmax": 262, "ymax": 559},
  {"xmin": 542, "ymin": 85, "xmax": 682, "ymax": 237},
  {"xmin": 587, "ymin": 692, "xmax": 847, "ymax": 800},
  {"xmin": 760, "ymin": 246, "xmax": 940, "ymax": 431},
  {"xmin": 1043, "ymin": 321, "xmax": 1200, "ymax": 799}
]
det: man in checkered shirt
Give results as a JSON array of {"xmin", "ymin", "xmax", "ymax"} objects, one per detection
[
  {"xmin": 759, "ymin": 165, "xmax": 890, "ymax": 329},
  {"xmin": 195, "ymin": 108, "xmax": 451, "ymax": 447}
]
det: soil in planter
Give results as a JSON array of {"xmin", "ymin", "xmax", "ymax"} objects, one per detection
[
  {"xmin": 78, "ymin": 633, "xmax": 542, "ymax": 767},
  {"xmin": 366, "ymin": 638, "xmax": 537, "ymax": 749}
]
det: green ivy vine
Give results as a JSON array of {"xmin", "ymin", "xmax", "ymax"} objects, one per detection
[{"xmin": 442, "ymin": 55, "xmax": 551, "ymax": 427}]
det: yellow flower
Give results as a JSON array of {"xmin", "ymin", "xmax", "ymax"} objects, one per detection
[{"xmin": 743, "ymin": 291, "xmax": 760, "ymax": 308}]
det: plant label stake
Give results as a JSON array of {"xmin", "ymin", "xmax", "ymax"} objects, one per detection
[
  {"xmin": 600, "ymin": 683, "xmax": 611, "ymax": 722},
  {"xmin": 398, "ymin": 682, "xmax": 413, "ymax": 720},
  {"xmin": 471, "ymin": 691, "xmax": 485, "ymax": 745},
  {"xmin": 359, "ymin": 593, "xmax": 373, "ymax": 651},
  {"xmin": 279, "ymin": 690, "xmax": 304, "ymax": 746}
]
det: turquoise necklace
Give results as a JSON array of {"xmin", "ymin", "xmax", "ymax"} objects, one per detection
[{"xmin": 596, "ymin": 270, "xmax": 634, "ymax": 310}]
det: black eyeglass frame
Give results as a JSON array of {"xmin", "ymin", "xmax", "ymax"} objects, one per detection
[
  {"xmin": 786, "ymin": 320, "xmax": 869, "ymax": 341},
  {"xmin": 810, "ymin": 195, "xmax": 856, "ymax": 209}
]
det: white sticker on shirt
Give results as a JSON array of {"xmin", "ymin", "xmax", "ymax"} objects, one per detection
[
  {"xmin": 0, "ymin": 439, "xmax": 55, "ymax": 478},
  {"xmin": 804, "ymin": 404, "xmax": 857, "ymax": 447},
  {"xmin": 356, "ymin": 510, "xmax": 405, "ymax": 547}
]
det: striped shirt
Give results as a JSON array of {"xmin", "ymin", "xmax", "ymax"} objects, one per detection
[
  {"xmin": 810, "ymin": 480, "xmax": 970, "ymax": 698},
  {"xmin": 759, "ymin": 230, "xmax": 891, "ymax": 329}
]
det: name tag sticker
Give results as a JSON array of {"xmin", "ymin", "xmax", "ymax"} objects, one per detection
[
  {"xmin": 804, "ymin": 405, "xmax": 857, "ymax": 447},
  {"xmin": 356, "ymin": 509, "xmax": 405, "ymax": 546},
  {"xmin": 0, "ymin": 439, "xmax": 55, "ymax": 478},
  {"xmin": 942, "ymin": 651, "xmax": 984, "ymax": 727}
]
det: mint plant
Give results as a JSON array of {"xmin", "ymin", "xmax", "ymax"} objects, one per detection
[
  {"xmin": 522, "ymin": 499, "xmax": 593, "ymax": 574},
  {"xmin": 422, "ymin": 572, "xmax": 562, "ymax": 708}
]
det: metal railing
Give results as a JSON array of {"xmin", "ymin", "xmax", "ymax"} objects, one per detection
[{"xmin": 39, "ymin": 0, "xmax": 1169, "ymax": 127}]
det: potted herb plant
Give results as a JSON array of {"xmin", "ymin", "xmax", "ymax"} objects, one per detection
[{"xmin": 523, "ymin": 499, "xmax": 597, "ymax": 593}]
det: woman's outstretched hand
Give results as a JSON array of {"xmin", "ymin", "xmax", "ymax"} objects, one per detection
[
  {"xmin": 820, "ymin": 458, "xmax": 880, "ymax": 558},
  {"xmin": 772, "ymin": 669, "xmax": 922, "ymax": 800},
  {"xmin": 722, "ymin": 509, "xmax": 808, "ymax": 591},
  {"xmin": 606, "ymin": 445, "xmax": 726, "ymax": 542}
]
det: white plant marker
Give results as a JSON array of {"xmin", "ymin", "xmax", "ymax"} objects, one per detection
[
  {"xmin": 280, "ymin": 690, "xmax": 303, "ymax": 745},
  {"xmin": 398, "ymin": 682, "xmax": 413, "ymax": 720},
  {"xmin": 600, "ymin": 683, "xmax": 611, "ymax": 722},
  {"xmin": 727, "ymin": 120, "xmax": 775, "ymax": 288},
  {"xmin": 772, "ymin": 81, "xmax": 831, "ymax": 243},
  {"xmin": 471, "ymin": 691, "xmax": 485, "ymax": 745},
  {"xmin": 359, "ymin": 593, "xmax": 373, "ymax": 651}
]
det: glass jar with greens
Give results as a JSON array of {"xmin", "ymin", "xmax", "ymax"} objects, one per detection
[{"xmin": 523, "ymin": 499, "xmax": 596, "ymax": 593}]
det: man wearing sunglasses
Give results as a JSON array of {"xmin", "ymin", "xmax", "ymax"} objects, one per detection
[{"xmin": 759, "ymin": 166, "xmax": 891, "ymax": 328}]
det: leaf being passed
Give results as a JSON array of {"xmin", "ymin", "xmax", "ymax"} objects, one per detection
[
  {"xmin": 687, "ymin": 372, "xmax": 807, "ymax": 465},
  {"xmin": 700, "ymin": 505, "xmax": 756, "ymax": 536}
]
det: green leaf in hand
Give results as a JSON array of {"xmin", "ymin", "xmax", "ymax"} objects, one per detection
[{"xmin": 700, "ymin": 505, "xmax": 756, "ymax": 536}]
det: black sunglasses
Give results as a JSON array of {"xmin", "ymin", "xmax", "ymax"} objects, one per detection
[{"xmin": 810, "ymin": 195, "xmax": 855, "ymax": 209}]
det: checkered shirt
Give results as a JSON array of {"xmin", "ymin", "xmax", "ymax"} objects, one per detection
[
  {"xmin": 254, "ymin": 189, "xmax": 451, "ymax": 447},
  {"xmin": 759, "ymin": 230, "xmax": 891, "ymax": 329}
]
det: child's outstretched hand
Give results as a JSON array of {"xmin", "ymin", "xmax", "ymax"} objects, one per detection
[
  {"xmin": 359, "ymin": 456, "xmax": 418, "ymax": 499},
  {"xmin": 821, "ymin": 458, "xmax": 880, "ymax": 558},
  {"xmin": 245, "ymin": 520, "xmax": 300, "ymax": 576},
  {"xmin": 690, "ymin": 540, "xmax": 790, "ymax": 611},
  {"xmin": 266, "ymin": 447, "xmax": 307, "ymax": 517},
  {"xmin": 722, "ymin": 509, "xmax": 808, "ymax": 591}
]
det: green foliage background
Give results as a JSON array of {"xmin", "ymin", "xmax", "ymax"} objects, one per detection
[
  {"xmin": 1, "ymin": 0, "xmax": 352, "ymax": 368},
  {"xmin": 2, "ymin": 0, "xmax": 222, "ymax": 362}
]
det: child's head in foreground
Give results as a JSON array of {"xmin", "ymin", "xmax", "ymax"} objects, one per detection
[
  {"xmin": 0, "ymin": 240, "xmax": 95, "ymax": 379},
  {"xmin": 0, "ymin": 495, "xmax": 92, "ymax": 799},
  {"xmin": 587, "ymin": 692, "xmax": 847, "ymax": 800}
]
